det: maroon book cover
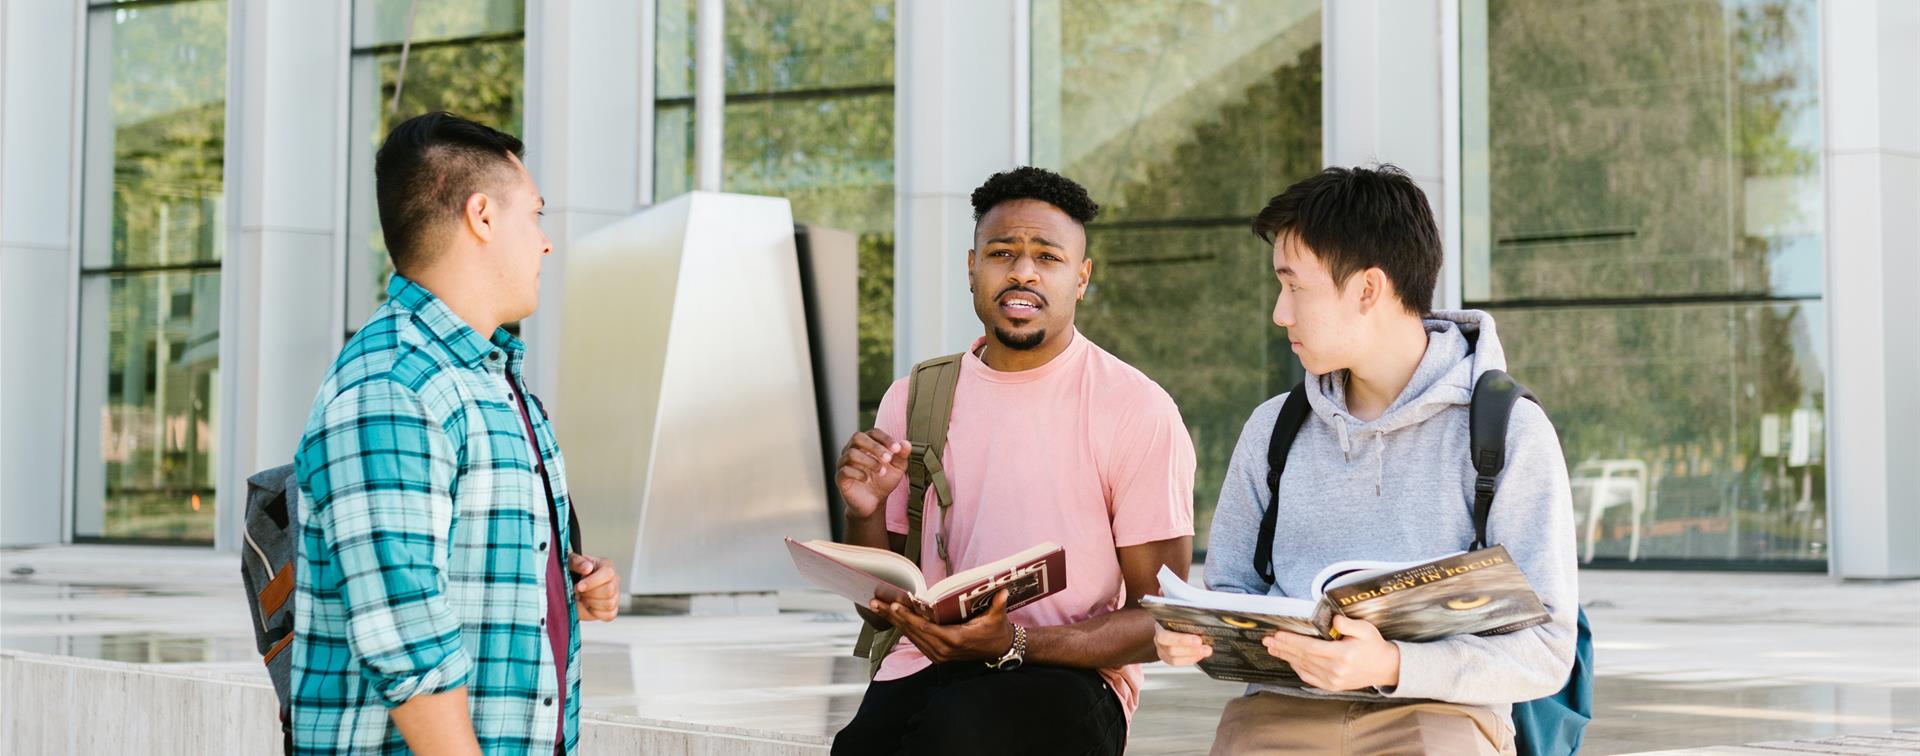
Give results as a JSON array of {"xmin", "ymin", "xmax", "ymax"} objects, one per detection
[{"xmin": 787, "ymin": 538, "xmax": 1068, "ymax": 624}]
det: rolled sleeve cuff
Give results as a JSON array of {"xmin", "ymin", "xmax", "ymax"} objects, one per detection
[{"xmin": 369, "ymin": 645, "xmax": 473, "ymax": 706}]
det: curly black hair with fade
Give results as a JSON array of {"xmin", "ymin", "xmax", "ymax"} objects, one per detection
[{"xmin": 969, "ymin": 166, "xmax": 1100, "ymax": 225}]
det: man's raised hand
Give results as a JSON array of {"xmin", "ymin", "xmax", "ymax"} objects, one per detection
[{"xmin": 837, "ymin": 429, "xmax": 911, "ymax": 521}]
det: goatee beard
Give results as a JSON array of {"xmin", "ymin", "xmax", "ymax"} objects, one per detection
[{"xmin": 994, "ymin": 326, "xmax": 1047, "ymax": 351}]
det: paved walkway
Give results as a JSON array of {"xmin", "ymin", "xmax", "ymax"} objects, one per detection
[
  {"xmin": 1636, "ymin": 727, "xmax": 1920, "ymax": 754},
  {"xmin": 3, "ymin": 545, "xmax": 1915, "ymax": 754}
]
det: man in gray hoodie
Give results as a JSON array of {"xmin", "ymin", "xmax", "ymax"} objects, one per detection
[{"xmin": 1155, "ymin": 165, "xmax": 1578, "ymax": 755}]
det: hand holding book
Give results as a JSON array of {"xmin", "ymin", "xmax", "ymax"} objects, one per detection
[
  {"xmin": 1158, "ymin": 612, "xmax": 1402, "ymax": 692},
  {"xmin": 1261, "ymin": 613, "xmax": 1401, "ymax": 691},
  {"xmin": 871, "ymin": 588, "xmax": 1018, "ymax": 664},
  {"xmin": 785, "ymin": 538, "xmax": 1067, "ymax": 624},
  {"xmin": 1153, "ymin": 623, "xmax": 1215, "ymax": 665},
  {"xmin": 1144, "ymin": 546, "xmax": 1550, "ymax": 687}
]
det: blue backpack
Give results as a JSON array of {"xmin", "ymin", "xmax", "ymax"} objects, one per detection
[{"xmin": 1256, "ymin": 367, "xmax": 1595, "ymax": 755}]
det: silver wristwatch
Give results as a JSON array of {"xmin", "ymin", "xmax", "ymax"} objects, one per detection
[{"xmin": 988, "ymin": 624, "xmax": 1027, "ymax": 671}]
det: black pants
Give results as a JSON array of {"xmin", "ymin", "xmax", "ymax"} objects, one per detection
[{"xmin": 832, "ymin": 662, "xmax": 1127, "ymax": 756}]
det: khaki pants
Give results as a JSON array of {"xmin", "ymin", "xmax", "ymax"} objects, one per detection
[{"xmin": 1210, "ymin": 693, "xmax": 1516, "ymax": 756}]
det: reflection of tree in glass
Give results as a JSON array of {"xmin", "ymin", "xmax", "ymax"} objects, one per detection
[
  {"xmin": 92, "ymin": 0, "xmax": 228, "ymax": 542},
  {"xmin": 724, "ymin": 0, "xmax": 893, "ymax": 93},
  {"xmin": 361, "ymin": 41, "xmax": 526, "ymax": 303},
  {"xmin": 1486, "ymin": 0, "xmax": 1824, "ymax": 561},
  {"xmin": 355, "ymin": 0, "xmax": 522, "ymax": 47},
  {"xmin": 104, "ymin": 1, "xmax": 227, "ymax": 268},
  {"xmin": 1486, "ymin": 0, "xmax": 1821, "ymax": 300},
  {"xmin": 713, "ymin": 1, "xmax": 895, "ymax": 420},
  {"xmin": 1067, "ymin": 42, "xmax": 1323, "ymax": 548}
]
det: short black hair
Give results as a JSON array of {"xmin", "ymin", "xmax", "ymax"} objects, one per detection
[
  {"xmin": 970, "ymin": 166, "xmax": 1100, "ymax": 225},
  {"xmin": 1253, "ymin": 164, "xmax": 1441, "ymax": 315},
  {"xmin": 375, "ymin": 111, "xmax": 526, "ymax": 272}
]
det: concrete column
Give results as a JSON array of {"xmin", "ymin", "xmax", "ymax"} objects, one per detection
[
  {"xmin": 214, "ymin": 0, "xmax": 351, "ymax": 550},
  {"xmin": 519, "ymin": 0, "xmax": 646, "ymax": 413},
  {"xmin": 1822, "ymin": 0, "xmax": 1920, "ymax": 579},
  {"xmin": 893, "ymin": 0, "xmax": 1025, "ymax": 372},
  {"xmin": 1324, "ymin": 0, "xmax": 1458, "ymax": 310},
  {"xmin": 0, "ymin": 0, "xmax": 82, "ymax": 547}
]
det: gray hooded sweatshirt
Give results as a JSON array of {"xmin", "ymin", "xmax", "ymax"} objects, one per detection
[{"xmin": 1204, "ymin": 310, "xmax": 1578, "ymax": 716}]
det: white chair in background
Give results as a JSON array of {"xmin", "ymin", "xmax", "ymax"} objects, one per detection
[{"xmin": 1568, "ymin": 459, "xmax": 1649, "ymax": 563}]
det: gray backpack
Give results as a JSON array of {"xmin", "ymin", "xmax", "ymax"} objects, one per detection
[{"xmin": 241, "ymin": 464, "xmax": 300, "ymax": 747}]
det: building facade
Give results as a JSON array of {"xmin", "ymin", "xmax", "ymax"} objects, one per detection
[{"xmin": 1, "ymin": 0, "xmax": 1913, "ymax": 577}]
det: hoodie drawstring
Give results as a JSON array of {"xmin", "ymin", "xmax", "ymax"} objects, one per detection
[
  {"xmin": 1374, "ymin": 434, "xmax": 1386, "ymax": 496},
  {"xmin": 1332, "ymin": 414, "xmax": 1390, "ymax": 495}
]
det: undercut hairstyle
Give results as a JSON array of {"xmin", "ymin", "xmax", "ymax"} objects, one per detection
[
  {"xmin": 1252, "ymin": 164, "xmax": 1442, "ymax": 316},
  {"xmin": 374, "ymin": 111, "xmax": 526, "ymax": 272},
  {"xmin": 970, "ymin": 166, "xmax": 1100, "ymax": 226}
]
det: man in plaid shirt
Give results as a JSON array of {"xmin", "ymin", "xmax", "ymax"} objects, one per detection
[{"xmin": 292, "ymin": 112, "xmax": 622, "ymax": 755}]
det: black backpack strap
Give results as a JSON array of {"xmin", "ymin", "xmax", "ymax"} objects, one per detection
[
  {"xmin": 1256, "ymin": 384, "xmax": 1312, "ymax": 585},
  {"xmin": 1469, "ymin": 369, "xmax": 1538, "ymax": 549}
]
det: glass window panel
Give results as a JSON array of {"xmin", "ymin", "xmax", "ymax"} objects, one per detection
[
  {"xmin": 658, "ymin": 2, "xmax": 897, "ymax": 421},
  {"xmin": 1032, "ymin": 0, "xmax": 1321, "ymax": 551},
  {"xmin": 652, "ymin": 103, "xmax": 694, "ymax": 205},
  {"xmin": 1032, "ymin": 1, "xmax": 1322, "ymax": 223},
  {"xmin": 75, "ymin": 0, "xmax": 226, "ymax": 544},
  {"xmin": 725, "ymin": 0, "xmax": 893, "ymax": 94},
  {"xmin": 1078, "ymin": 225, "xmax": 1305, "ymax": 543},
  {"xmin": 1494, "ymin": 302, "xmax": 1827, "ymax": 563},
  {"xmin": 1464, "ymin": 0, "xmax": 1826, "ymax": 566},
  {"xmin": 81, "ymin": 0, "xmax": 227, "ymax": 269},
  {"xmin": 654, "ymin": 0, "xmax": 891, "ymax": 99},
  {"xmin": 346, "ymin": 38, "xmax": 525, "ymax": 321},
  {"xmin": 352, "ymin": 0, "xmax": 524, "ymax": 49},
  {"xmin": 723, "ymin": 96, "xmax": 892, "ymax": 232},
  {"xmin": 1465, "ymin": 0, "xmax": 1823, "ymax": 301},
  {"xmin": 656, "ymin": 0, "xmax": 696, "ymax": 100},
  {"xmin": 723, "ymin": 94, "xmax": 894, "ymax": 419},
  {"xmin": 74, "ymin": 271, "xmax": 223, "ymax": 543}
]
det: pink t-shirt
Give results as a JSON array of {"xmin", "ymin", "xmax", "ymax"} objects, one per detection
[{"xmin": 876, "ymin": 330, "xmax": 1196, "ymax": 717}]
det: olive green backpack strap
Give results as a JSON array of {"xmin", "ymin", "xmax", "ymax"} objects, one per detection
[{"xmin": 851, "ymin": 353, "xmax": 965, "ymax": 678}]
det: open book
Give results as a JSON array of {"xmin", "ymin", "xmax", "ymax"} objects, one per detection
[
  {"xmin": 1143, "ymin": 545, "xmax": 1550, "ymax": 685},
  {"xmin": 786, "ymin": 538, "xmax": 1067, "ymax": 625}
]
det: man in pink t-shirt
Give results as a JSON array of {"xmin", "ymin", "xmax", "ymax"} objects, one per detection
[{"xmin": 831, "ymin": 167, "xmax": 1197, "ymax": 756}]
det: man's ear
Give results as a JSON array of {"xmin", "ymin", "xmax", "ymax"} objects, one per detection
[
  {"xmin": 1356, "ymin": 267, "xmax": 1385, "ymax": 314},
  {"xmin": 1078, "ymin": 257, "xmax": 1092, "ymax": 301},
  {"xmin": 463, "ymin": 192, "xmax": 495, "ymax": 243},
  {"xmin": 966, "ymin": 248, "xmax": 977, "ymax": 293}
]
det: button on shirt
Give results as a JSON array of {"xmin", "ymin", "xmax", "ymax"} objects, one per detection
[
  {"xmin": 292, "ymin": 275, "xmax": 580, "ymax": 755},
  {"xmin": 504, "ymin": 371, "xmax": 572, "ymax": 751}
]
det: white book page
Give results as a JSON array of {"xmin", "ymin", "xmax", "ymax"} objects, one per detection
[
  {"xmin": 1151, "ymin": 565, "xmax": 1317, "ymax": 618},
  {"xmin": 799, "ymin": 540, "xmax": 928, "ymax": 595}
]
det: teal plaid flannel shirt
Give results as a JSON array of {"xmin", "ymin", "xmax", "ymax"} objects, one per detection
[{"xmin": 291, "ymin": 275, "xmax": 579, "ymax": 754}]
